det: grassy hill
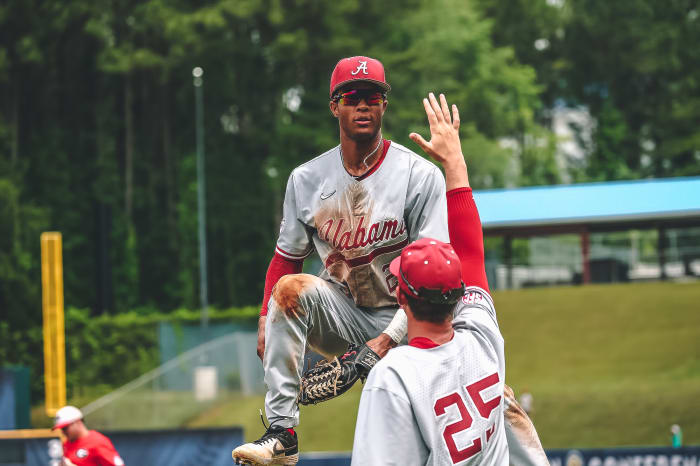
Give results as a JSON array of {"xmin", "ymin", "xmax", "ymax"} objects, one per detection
[
  {"xmin": 497, "ymin": 281, "xmax": 700, "ymax": 449},
  {"xmin": 189, "ymin": 281, "xmax": 700, "ymax": 451}
]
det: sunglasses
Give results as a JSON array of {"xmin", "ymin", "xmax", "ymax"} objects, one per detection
[{"xmin": 333, "ymin": 89, "xmax": 386, "ymax": 106}]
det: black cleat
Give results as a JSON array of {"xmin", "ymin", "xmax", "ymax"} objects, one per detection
[{"xmin": 232, "ymin": 415, "xmax": 298, "ymax": 465}]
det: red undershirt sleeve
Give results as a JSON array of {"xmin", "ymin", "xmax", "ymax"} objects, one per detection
[
  {"xmin": 446, "ymin": 187, "xmax": 489, "ymax": 293},
  {"xmin": 260, "ymin": 252, "xmax": 304, "ymax": 316}
]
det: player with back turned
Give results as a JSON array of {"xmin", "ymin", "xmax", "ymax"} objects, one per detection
[{"xmin": 352, "ymin": 93, "xmax": 549, "ymax": 465}]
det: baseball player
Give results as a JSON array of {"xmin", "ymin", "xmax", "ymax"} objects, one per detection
[
  {"xmin": 351, "ymin": 93, "xmax": 548, "ymax": 465},
  {"xmin": 232, "ymin": 56, "xmax": 450, "ymax": 465},
  {"xmin": 52, "ymin": 405, "xmax": 125, "ymax": 466}
]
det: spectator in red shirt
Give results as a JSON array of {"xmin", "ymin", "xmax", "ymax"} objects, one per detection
[{"xmin": 52, "ymin": 406, "xmax": 125, "ymax": 466}]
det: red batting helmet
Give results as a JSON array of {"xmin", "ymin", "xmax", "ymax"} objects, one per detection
[{"xmin": 390, "ymin": 238, "xmax": 465, "ymax": 305}]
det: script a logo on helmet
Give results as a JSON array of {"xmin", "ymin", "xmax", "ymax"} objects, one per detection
[{"xmin": 351, "ymin": 61, "xmax": 369, "ymax": 76}]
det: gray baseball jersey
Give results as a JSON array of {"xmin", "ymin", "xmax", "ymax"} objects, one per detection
[
  {"xmin": 352, "ymin": 286, "xmax": 508, "ymax": 466},
  {"xmin": 275, "ymin": 141, "xmax": 449, "ymax": 308}
]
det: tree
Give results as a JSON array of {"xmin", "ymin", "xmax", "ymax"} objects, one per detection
[
  {"xmin": 479, "ymin": 0, "xmax": 700, "ymax": 181},
  {"xmin": 0, "ymin": 0, "xmax": 555, "ymax": 323},
  {"xmin": 0, "ymin": 177, "xmax": 48, "ymax": 329}
]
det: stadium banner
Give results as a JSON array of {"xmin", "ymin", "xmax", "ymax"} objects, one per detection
[
  {"xmin": 290, "ymin": 447, "xmax": 700, "ymax": 465},
  {"xmin": 292, "ymin": 447, "xmax": 700, "ymax": 466},
  {"xmin": 546, "ymin": 446, "xmax": 700, "ymax": 466}
]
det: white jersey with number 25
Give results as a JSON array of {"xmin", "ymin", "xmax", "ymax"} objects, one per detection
[{"xmin": 352, "ymin": 287, "xmax": 508, "ymax": 465}]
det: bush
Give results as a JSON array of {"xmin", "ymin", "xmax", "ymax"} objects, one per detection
[{"xmin": 1, "ymin": 306, "xmax": 259, "ymax": 405}]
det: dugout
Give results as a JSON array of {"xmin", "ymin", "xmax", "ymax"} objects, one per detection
[{"xmin": 474, "ymin": 176, "xmax": 700, "ymax": 288}]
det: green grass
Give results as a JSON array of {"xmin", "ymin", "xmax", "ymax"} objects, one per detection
[
  {"xmin": 188, "ymin": 387, "xmax": 366, "ymax": 451},
  {"xmin": 497, "ymin": 281, "xmax": 700, "ymax": 448},
  {"xmin": 189, "ymin": 281, "xmax": 700, "ymax": 451},
  {"xmin": 31, "ymin": 385, "xmax": 116, "ymax": 429}
]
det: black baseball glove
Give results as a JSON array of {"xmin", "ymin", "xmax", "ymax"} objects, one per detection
[{"xmin": 298, "ymin": 343, "xmax": 380, "ymax": 405}]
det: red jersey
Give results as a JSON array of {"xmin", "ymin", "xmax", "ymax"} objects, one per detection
[{"xmin": 62, "ymin": 430, "xmax": 124, "ymax": 466}]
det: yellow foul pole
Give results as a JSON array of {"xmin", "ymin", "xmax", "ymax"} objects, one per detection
[{"xmin": 41, "ymin": 232, "xmax": 66, "ymax": 417}]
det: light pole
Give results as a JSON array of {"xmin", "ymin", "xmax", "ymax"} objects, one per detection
[{"xmin": 193, "ymin": 66, "xmax": 209, "ymax": 337}]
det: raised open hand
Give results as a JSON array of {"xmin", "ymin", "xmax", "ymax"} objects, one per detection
[
  {"xmin": 410, "ymin": 92, "xmax": 469, "ymax": 190},
  {"xmin": 409, "ymin": 92, "xmax": 463, "ymax": 166}
]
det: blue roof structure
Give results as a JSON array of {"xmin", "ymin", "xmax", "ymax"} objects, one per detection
[{"xmin": 473, "ymin": 176, "xmax": 700, "ymax": 232}]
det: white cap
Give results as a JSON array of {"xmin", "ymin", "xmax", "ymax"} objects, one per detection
[{"xmin": 52, "ymin": 405, "xmax": 83, "ymax": 430}]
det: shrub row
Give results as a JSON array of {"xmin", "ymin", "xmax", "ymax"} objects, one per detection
[{"xmin": 1, "ymin": 306, "xmax": 259, "ymax": 405}]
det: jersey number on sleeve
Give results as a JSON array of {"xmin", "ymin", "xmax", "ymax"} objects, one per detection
[{"xmin": 433, "ymin": 372, "xmax": 501, "ymax": 464}]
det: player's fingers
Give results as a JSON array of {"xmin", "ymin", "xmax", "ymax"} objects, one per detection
[
  {"xmin": 439, "ymin": 94, "xmax": 451, "ymax": 124},
  {"xmin": 409, "ymin": 132, "xmax": 432, "ymax": 153},
  {"xmin": 422, "ymin": 98, "xmax": 438, "ymax": 128},
  {"xmin": 428, "ymin": 93, "xmax": 444, "ymax": 123},
  {"xmin": 452, "ymin": 104, "xmax": 460, "ymax": 130}
]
